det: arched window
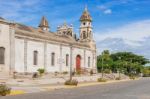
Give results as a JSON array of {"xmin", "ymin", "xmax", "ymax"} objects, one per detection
[
  {"xmin": 66, "ymin": 54, "xmax": 69, "ymax": 66},
  {"xmin": 88, "ymin": 57, "xmax": 90, "ymax": 67},
  {"xmin": 83, "ymin": 22, "xmax": 86, "ymax": 26},
  {"xmin": 33, "ymin": 51, "xmax": 38, "ymax": 65},
  {"xmin": 0, "ymin": 47, "xmax": 5, "ymax": 64},
  {"xmin": 51, "ymin": 52, "xmax": 55, "ymax": 66}
]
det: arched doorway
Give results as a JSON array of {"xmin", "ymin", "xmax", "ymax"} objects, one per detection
[{"xmin": 76, "ymin": 55, "xmax": 81, "ymax": 71}]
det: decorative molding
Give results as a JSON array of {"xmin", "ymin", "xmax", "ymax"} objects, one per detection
[{"xmin": 15, "ymin": 35, "xmax": 93, "ymax": 51}]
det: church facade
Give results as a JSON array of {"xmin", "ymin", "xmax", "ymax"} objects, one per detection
[{"xmin": 0, "ymin": 8, "xmax": 97, "ymax": 74}]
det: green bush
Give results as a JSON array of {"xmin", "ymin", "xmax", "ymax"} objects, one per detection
[
  {"xmin": 0, "ymin": 84, "xmax": 11, "ymax": 96},
  {"xmin": 64, "ymin": 79, "xmax": 78, "ymax": 86},
  {"xmin": 54, "ymin": 71, "xmax": 59, "ymax": 76},
  {"xmin": 129, "ymin": 76, "xmax": 136, "ymax": 80},
  {"xmin": 32, "ymin": 72, "xmax": 39, "ymax": 79},
  {"xmin": 76, "ymin": 70, "xmax": 81, "ymax": 75},
  {"xmin": 37, "ymin": 68, "xmax": 45, "ymax": 75},
  {"xmin": 90, "ymin": 69, "xmax": 94, "ymax": 76},
  {"xmin": 115, "ymin": 77, "xmax": 121, "ymax": 80},
  {"xmin": 62, "ymin": 71, "xmax": 68, "ymax": 75},
  {"xmin": 104, "ymin": 69, "xmax": 111, "ymax": 74},
  {"xmin": 143, "ymin": 74, "xmax": 150, "ymax": 77},
  {"xmin": 97, "ymin": 78, "xmax": 107, "ymax": 82},
  {"xmin": 72, "ymin": 71, "xmax": 75, "ymax": 76},
  {"xmin": 143, "ymin": 69, "xmax": 150, "ymax": 77}
]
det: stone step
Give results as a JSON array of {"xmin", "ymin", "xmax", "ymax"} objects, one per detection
[{"xmin": 0, "ymin": 72, "xmax": 11, "ymax": 80}]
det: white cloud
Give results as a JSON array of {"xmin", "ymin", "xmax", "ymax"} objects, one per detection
[
  {"xmin": 104, "ymin": 9, "xmax": 112, "ymax": 14},
  {"xmin": 94, "ymin": 20, "xmax": 150, "ymax": 46},
  {"xmin": 0, "ymin": 0, "xmax": 42, "ymax": 23},
  {"xmin": 97, "ymin": 5, "xmax": 112, "ymax": 14}
]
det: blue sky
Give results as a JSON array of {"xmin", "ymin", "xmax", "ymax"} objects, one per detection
[
  {"xmin": 0, "ymin": 0, "xmax": 150, "ymax": 32},
  {"xmin": 1, "ymin": 0, "xmax": 150, "ymax": 43}
]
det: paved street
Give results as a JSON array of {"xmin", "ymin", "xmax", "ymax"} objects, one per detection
[{"xmin": 1, "ymin": 78, "xmax": 150, "ymax": 99}]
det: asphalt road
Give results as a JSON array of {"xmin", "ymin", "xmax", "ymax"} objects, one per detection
[{"xmin": 1, "ymin": 78, "xmax": 150, "ymax": 99}]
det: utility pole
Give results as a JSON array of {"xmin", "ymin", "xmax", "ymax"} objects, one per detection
[
  {"xmin": 118, "ymin": 57, "xmax": 121, "ymax": 78},
  {"xmin": 101, "ymin": 52, "xmax": 104, "ymax": 78},
  {"xmin": 69, "ymin": 45, "xmax": 73, "ymax": 81}
]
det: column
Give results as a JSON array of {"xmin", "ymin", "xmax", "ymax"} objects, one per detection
[
  {"xmin": 24, "ymin": 39, "xmax": 27, "ymax": 73},
  {"xmin": 59, "ymin": 44, "xmax": 62, "ymax": 72},
  {"xmin": 44, "ymin": 42, "xmax": 47, "ymax": 72},
  {"xmin": 84, "ymin": 49, "xmax": 86, "ymax": 69},
  {"xmin": 9, "ymin": 25, "xmax": 15, "ymax": 74}
]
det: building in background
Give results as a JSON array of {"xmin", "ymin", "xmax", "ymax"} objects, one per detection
[{"xmin": 0, "ymin": 7, "xmax": 96, "ymax": 75}]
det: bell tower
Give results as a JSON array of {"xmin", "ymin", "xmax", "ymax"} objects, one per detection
[
  {"xmin": 79, "ymin": 7, "xmax": 93, "ymax": 41},
  {"xmin": 38, "ymin": 16, "xmax": 49, "ymax": 31}
]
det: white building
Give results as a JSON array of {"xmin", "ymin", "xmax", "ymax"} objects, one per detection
[{"xmin": 0, "ymin": 7, "xmax": 97, "ymax": 75}]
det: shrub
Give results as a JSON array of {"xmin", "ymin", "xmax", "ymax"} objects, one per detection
[
  {"xmin": 104, "ymin": 69, "xmax": 111, "ymax": 74},
  {"xmin": 143, "ymin": 69, "xmax": 150, "ymax": 77},
  {"xmin": 143, "ymin": 74, "xmax": 150, "ymax": 77},
  {"xmin": 76, "ymin": 70, "xmax": 81, "ymax": 75},
  {"xmin": 37, "ymin": 68, "xmax": 45, "ymax": 76},
  {"xmin": 129, "ymin": 76, "xmax": 136, "ymax": 80},
  {"xmin": 90, "ymin": 69, "xmax": 94, "ymax": 76},
  {"xmin": 13, "ymin": 71, "xmax": 17, "ymax": 79},
  {"xmin": 64, "ymin": 79, "xmax": 78, "ymax": 86},
  {"xmin": 115, "ymin": 77, "xmax": 121, "ymax": 80},
  {"xmin": 32, "ymin": 72, "xmax": 39, "ymax": 79},
  {"xmin": 0, "ymin": 84, "xmax": 11, "ymax": 96},
  {"xmin": 97, "ymin": 78, "xmax": 107, "ymax": 82},
  {"xmin": 54, "ymin": 71, "xmax": 58, "ymax": 76},
  {"xmin": 72, "ymin": 71, "xmax": 75, "ymax": 76},
  {"xmin": 62, "ymin": 71, "xmax": 68, "ymax": 75}
]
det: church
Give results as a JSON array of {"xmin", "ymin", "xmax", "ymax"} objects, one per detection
[{"xmin": 0, "ymin": 7, "xmax": 97, "ymax": 75}]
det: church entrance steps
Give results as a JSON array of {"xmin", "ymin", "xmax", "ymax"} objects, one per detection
[{"xmin": 0, "ymin": 72, "xmax": 11, "ymax": 80}]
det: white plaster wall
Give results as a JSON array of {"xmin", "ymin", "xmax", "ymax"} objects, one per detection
[
  {"xmin": 0, "ymin": 24, "xmax": 10, "ymax": 72},
  {"xmin": 61, "ymin": 46, "xmax": 70, "ymax": 72},
  {"xmin": 46, "ymin": 43, "xmax": 60, "ymax": 72},
  {"xmin": 27, "ymin": 41, "xmax": 44, "ymax": 72},
  {"xmin": 15, "ymin": 38, "xmax": 24, "ymax": 72}
]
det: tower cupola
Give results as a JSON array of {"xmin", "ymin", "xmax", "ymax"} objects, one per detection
[
  {"xmin": 80, "ymin": 7, "xmax": 92, "ymax": 22},
  {"xmin": 79, "ymin": 7, "xmax": 93, "ymax": 41},
  {"xmin": 39, "ymin": 16, "xmax": 49, "ymax": 31}
]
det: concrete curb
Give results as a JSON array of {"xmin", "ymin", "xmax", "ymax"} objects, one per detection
[
  {"xmin": 9, "ymin": 78, "xmax": 140, "ymax": 96},
  {"xmin": 42, "ymin": 79, "xmax": 133, "ymax": 91}
]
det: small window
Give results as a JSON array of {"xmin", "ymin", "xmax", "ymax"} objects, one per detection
[
  {"xmin": 88, "ymin": 57, "xmax": 90, "ymax": 67},
  {"xmin": 83, "ymin": 22, "xmax": 86, "ymax": 25},
  {"xmin": 51, "ymin": 52, "xmax": 55, "ymax": 66},
  {"xmin": 0, "ymin": 47, "xmax": 5, "ymax": 64},
  {"xmin": 33, "ymin": 51, "xmax": 38, "ymax": 65},
  {"xmin": 89, "ymin": 22, "xmax": 91, "ymax": 25},
  {"xmin": 66, "ymin": 54, "xmax": 69, "ymax": 66}
]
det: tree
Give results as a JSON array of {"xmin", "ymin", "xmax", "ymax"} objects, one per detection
[
  {"xmin": 97, "ymin": 50, "xmax": 113, "ymax": 73},
  {"xmin": 110, "ymin": 52, "xmax": 149, "ymax": 75},
  {"xmin": 97, "ymin": 51, "xmax": 150, "ymax": 76}
]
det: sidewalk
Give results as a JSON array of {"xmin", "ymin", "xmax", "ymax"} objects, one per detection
[
  {"xmin": 0, "ymin": 73, "xmax": 131, "ymax": 96},
  {"xmin": 10, "ymin": 78, "xmax": 133, "ymax": 96}
]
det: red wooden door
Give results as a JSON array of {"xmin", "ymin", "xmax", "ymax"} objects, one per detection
[{"xmin": 76, "ymin": 55, "xmax": 81, "ymax": 71}]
